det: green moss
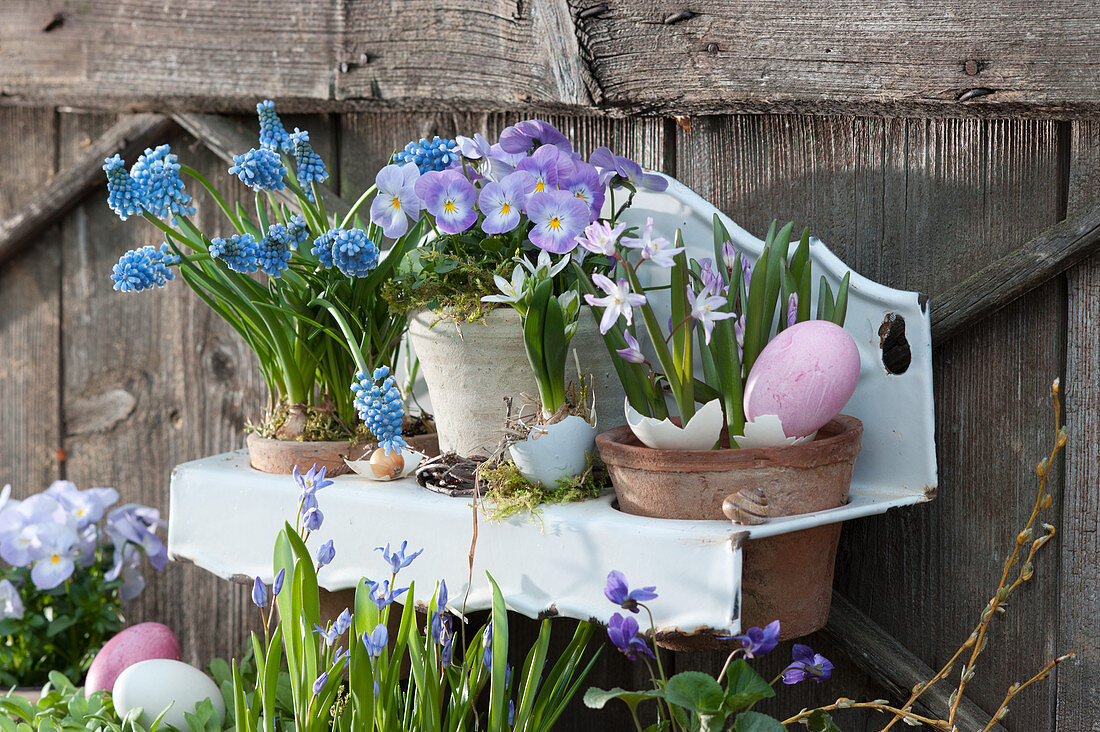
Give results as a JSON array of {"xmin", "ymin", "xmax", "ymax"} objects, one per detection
[
  {"xmin": 246, "ymin": 402, "xmax": 373, "ymax": 442},
  {"xmin": 477, "ymin": 457, "xmax": 609, "ymax": 525}
]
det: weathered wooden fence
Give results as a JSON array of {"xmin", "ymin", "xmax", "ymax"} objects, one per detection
[{"xmin": 1, "ymin": 2, "xmax": 1098, "ymax": 729}]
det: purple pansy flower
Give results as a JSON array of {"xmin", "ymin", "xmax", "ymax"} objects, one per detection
[
  {"xmin": 730, "ymin": 620, "xmax": 781, "ymax": 658},
  {"xmin": 561, "ymin": 160, "xmax": 605, "ymax": 219},
  {"xmin": 584, "ymin": 273, "xmax": 647, "ymax": 334},
  {"xmin": 479, "ymin": 172, "xmax": 535, "ymax": 235},
  {"xmin": 607, "ymin": 612, "xmax": 655, "ymax": 661},
  {"xmin": 782, "ymin": 644, "xmax": 834, "ymax": 684},
  {"xmin": 415, "ymin": 170, "xmax": 478, "ymax": 235},
  {"xmin": 603, "ymin": 570, "xmax": 658, "ymax": 613},
  {"xmin": 499, "ymin": 120, "xmax": 572, "ymax": 155},
  {"xmin": 615, "ymin": 331, "xmax": 646, "ymax": 364},
  {"xmin": 106, "ymin": 504, "xmax": 168, "ymax": 572},
  {"xmin": 516, "ymin": 144, "xmax": 575, "ymax": 194},
  {"xmin": 525, "ymin": 190, "xmax": 591, "ymax": 254},
  {"xmin": 590, "ymin": 147, "xmax": 667, "ymax": 192},
  {"xmin": 370, "ymin": 163, "xmax": 422, "ymax": 239},
  {"xmin": 27, "ymin": 523, "xmax": 78, "ymax": 590},
  {"xmin": 456, "ymin": 133, "xmax": 491, "ymax": 159}
]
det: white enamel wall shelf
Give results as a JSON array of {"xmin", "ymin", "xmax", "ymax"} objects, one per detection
[{"xmin": 168, "ymin": 174, "xmax": 936, "ymax": 637}]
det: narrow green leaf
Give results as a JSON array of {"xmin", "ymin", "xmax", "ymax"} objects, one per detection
[{"xmin": 832, "ymin": 272, "xmax": 851, "ymax": 326}]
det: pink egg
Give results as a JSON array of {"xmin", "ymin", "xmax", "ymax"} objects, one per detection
[
  {"xmin": 85, "ymin": 622, "xmax": 181, "ymax": 696},
  {"xmin": 743, "ymin": 320, "xmax": 860, "ymax": 438}
]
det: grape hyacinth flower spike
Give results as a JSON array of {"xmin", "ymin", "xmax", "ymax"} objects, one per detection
[
  {"xmin": 352, "ymin": 366, "xmax": 408, "ymax": 455},
  {"xmin": 393, "ymin": 136, "xmax": 458, "ymax": 174},
  {"xmin": 110, "ymin": 244, "xmax": 180, "ymax": 293},
  {"xmin": 257, "ymin": 99, "xmax": 292, "ymax": 152},
  {"xmin": 228, "ymin": 148, "xmax": 287, "ymax": 191},
  {"xmin": 289, "ymin": 129, "xmax": 329, "ymax": 197}
]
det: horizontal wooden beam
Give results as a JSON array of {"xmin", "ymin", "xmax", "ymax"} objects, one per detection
[
  {"xmin": 931, "ymin": 203, "xmax": 1100, "ymax": 342},
  {"xmin": 0, "ymin": 114, "xmax": 175, "ymax": 268},
  {"xmin": 824, "ymin": 592, "xmax": 1004, "ymax": 731},
  {"xmin": 2, "ymin": 1, "xmax": 1098, "ymax": 117}
]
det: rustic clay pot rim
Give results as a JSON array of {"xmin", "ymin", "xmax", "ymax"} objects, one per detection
[
  {"xmin": 246, "ymin": 433, "xmax": 367, "ymax": 448},
  {"xmin": 596, "ymin": 414, "xmax": 863, "ymax": 471}
]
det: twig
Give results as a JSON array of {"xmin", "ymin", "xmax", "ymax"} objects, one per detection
[
  {"xmin": 981, "ymin": 654, "xmax": 1075, "ymax": 731},
  {"xmin": 783, "ymin": 699, "xmax": 952, "ymax": 729}
]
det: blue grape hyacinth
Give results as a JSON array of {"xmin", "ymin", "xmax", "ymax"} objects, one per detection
[
  {"xmin": 257, "ymin": 99, "xmax": 291, "ymax": 152},
  {"xmin": 311, "ymin": 229, "xmax": 338, "ymax": 268},
  {"xmin": 254, "ymin": 228, "xmax": 294, "ymax": 277},
  {"xmin": 110, "ymin": 244, "xmax": 180, "ymax": 292},
  {"xmin": 287, "ymin": 214, "xmax": 310, "ymax": 248},
  {"xmin": 228, "ymin": 148, "xmax": 287, "ymax": 191},
  {"xmin": 393, "ymin": 136, "xmax": 458, "ymax": 174},
  {"xmin": 103, "ymin": 155, "xmax": 145, "ymax": 221},
  {"xmin": 209, "ymin": 233, "xmax": 259, "ymax": 274},
  {"xmin": 331, "ymin": 229, "xmax": 379, "ymax": 278},
  {"xmin": 129, "ymin": 145, "xmax": 196, "ymax": 220},
  {"xmin": 290, "ymin": 129, "xmax": 328, "ymax": 199},
  {"xmin": 352, "ymin": 366, "xmax": 407, "ymax": 455}
]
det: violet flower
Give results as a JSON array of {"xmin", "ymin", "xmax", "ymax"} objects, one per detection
[
  {"xmin": 0, "ymin": 579, "xmax": 23, "ymax": 620},
  {"xmin": 621, "ymin": 217, "xmax": 683, "ymax": 268},
  {"xmin": 589, "ymin": 147, "xmax": 668, "ymax": 192},
  {"xmin": 370, "ymin": 163, "xmax": 421, "ymax": 239},
  {"xmin": 516, "ymin": 144, "xmax": 575, "ymax": 194},
  {"xmin": 478, "ymin": 172, "xmax": 535, "ymax": 235},
  {"xmin": 414, "ymin": 169, "xmax": 478, "ymax": 235},
  {"xmin": 603, "ymin": 570, "xmax": 658, "ymax": 613},
  {"xmin": 781, "ymin": 644, "xmax": 834, "ymax": 684},
  {"xmin": 729, "ymin": 620, "xmax": 781, "ymax": 658},
  {"xmin": 585, "ymin": 273, "xmax": 647, "ymax": 334},
  {"xmin": 561, "ymin": 160, "xmax": 605, "ymax": 219},
  {"xmin": 376, "ymin": 540, "xmax": 423, "ymax": 574},
  {"xmin": 499, "ymin": 120, "xmax": 572, "ymax": 155},
  {"xmin": 607, "ymin": 612, "xmax": 655, "ymax": 661},
  {"xmin": 616, "ymin": 331, "xmax": 646, "ymax": 364},
  {"xmin": 687, "ymin": 286, "xmax": 736, "ymax": 345},
  {"xmin": 525, "ymin": 190, "xmax": 590, "ymax": 254}
]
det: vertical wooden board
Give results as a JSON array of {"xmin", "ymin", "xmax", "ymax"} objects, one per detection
[
  {"xmin": 1057, "ymin": 119, "xmax": 1100, "ymax": 732},
  {"xmin": 58, "ymin": 113, "xmax": 268, "ymax": 666},
  {"xmin": 0, "ymin": 106, "xmax": 61, "ymax": 492}
]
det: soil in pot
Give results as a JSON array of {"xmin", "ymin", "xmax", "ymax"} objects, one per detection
[{"xmin": 596, "ymin": 415, "xmax": 863, "ymax": 645}]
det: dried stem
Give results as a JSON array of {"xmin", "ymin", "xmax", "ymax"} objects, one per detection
[
  {"xmin": 783, "ymin": 699, "xmax": 953, "ymax": 729},
  {"xmin": 981, "ymin": 654, "xmax": 1075, "ymax": 732}
]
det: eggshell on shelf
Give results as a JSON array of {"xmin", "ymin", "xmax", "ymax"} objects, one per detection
[
  {"xmin": 743, "ymin": 320, "xmax": 860, "ymax": 438},
  {"xmin": 625, "ymin": 397, "xmax": 724, "ymax": 450},
  {"xmin": 112, "ymin": 658, "xmax": 225, "ymax": 730},
  {"xmin": 85, "ymin": 622, "xmax": 181, "ymax": 696}
]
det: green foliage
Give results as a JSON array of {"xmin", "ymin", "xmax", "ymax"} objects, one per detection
[
  {"xmin": 0, "ymin": 560, "xmax": 124, "ymax": 688},
  {"xmin": 477, "ymin": 457, "xmax": 607, "ymax": 523}
]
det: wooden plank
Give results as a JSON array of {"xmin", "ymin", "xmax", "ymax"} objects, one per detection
[
  {"xmin": 0, "ymin": 114, "xmax": 174, "ymax": 267},
  {"xmin": 3, "ymin": 1, "xmax": 1098, "ymax": 117},
  {"xmin": 57, "ymin": 113, "xmax": 268, "ymax": 667},
  {"xmin": 823, "ymin": 592, "xmax": 1004, "ymax": 731},
  {"xmin": 0, "ymin": 106, "xmax": 61, "ymax": 491},
  {"xmin": 676, "ymin": 115, "xmax": 1065, "ymax": 731},
  {"xmin": 1057, "ymin": 119, "xmax": 1100, "ymax": 732}
]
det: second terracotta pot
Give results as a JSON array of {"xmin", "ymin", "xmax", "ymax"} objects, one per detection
[
  {"xmin": 596, "ymin": 415, "xmax": 863, "ymax": 645},
  {"xmin": 247, "ymin": 432, "xmax": 440, "ymax": 476}
]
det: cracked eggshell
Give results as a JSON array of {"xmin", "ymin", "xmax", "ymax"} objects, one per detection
[
  {"xmin": 730, "ymin": 414, "xmax": 816, "ymax": 449},
  {"xmin": 625, "ymin": 397, "xmax": 724, "ymax": 450},
  {"xmin": 344, "ymin": 448, "xmax": 426, "ymax": 481},
  {"xmin": 743, "ymin": 321, "xmax": 860, "ymax": 439},
  {"xmin": 509, "ymin": 415, "xmax": 598, "ymax": 486}
]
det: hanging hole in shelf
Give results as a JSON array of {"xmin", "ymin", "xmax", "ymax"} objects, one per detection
[{"xmin": 879, "ymin": 313, "xmax": 911, "ymax": 374}]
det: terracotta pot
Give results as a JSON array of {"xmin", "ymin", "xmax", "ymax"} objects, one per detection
[
  {"xmin": 407, "ymin": 308, "xmax": 625, "ymax": 458},
  {"xmin": 596, "ymin": 415, "xmax": 863, "ymax": 645},
  {"xmin": 247, "ymin": 432, "xmax": 440, "ymax": 476}
]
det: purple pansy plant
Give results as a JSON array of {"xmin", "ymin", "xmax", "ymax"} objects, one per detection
[
  {"xmin": 370, "ymin": 163, "xmax": 422, "ymax": 239},
  {"xmin": 525, "ymin": 190, "xmax": 591, "ymax": 254},
  {"xmin": 415, "ymin": 170, "xmax": 478, "ymax": 235}
]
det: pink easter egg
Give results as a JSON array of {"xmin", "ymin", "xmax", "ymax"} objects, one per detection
[
  {"xmin": 743, "ymin": 320, "xmax": 860, "ymax": 438},
  {"xmin": 85, "ymin": 622, "xmax": 182, "ymax": 696}
]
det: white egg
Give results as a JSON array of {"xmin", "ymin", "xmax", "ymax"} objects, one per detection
[{"xmin": 112, "ymin": 658, "xmax": 225, "ymax": 730}]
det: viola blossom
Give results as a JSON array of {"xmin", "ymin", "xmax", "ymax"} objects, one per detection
[
  {"xmin": 589, "ymin": 146, "xmax": 668, "ymax": 192},
  {"xmin": 782, "ymin": 644, "xmax": 834, "ymax": 685},
  {"xmin": 365, "ymin": 578, "xmax": 409, "ymax": 611},
  {"xmin": 364, "ymin": 623, "xmax": 389, "ymax": 658},
  {"xmin": 482, "ymin": 266, "xmax": 529, "ymax": 310},
  {"xmin": 516, "ymin": 144, "xmax": 575, "ymax": 194},
  {"xmin": 289, "ymin": 129, "xmax": 329, "ymax": 198},
  {"xmin": 577, "ymin": 221, "xmax": 626, "ymax": 257},
  {"xmin": 607, "ymin": 612, "xmax": 655, "ymax": 661},
  {"xmin": 228, "ymin": 148, "xmax": 286, "ymax": 192},
  {"xmin": 105, "ymin": 543, "xmax": 147, "ymax": 602},
  {"xmin": 0, "ymin": 579, "xmax": 23, "ymax": 621},
  {"xmin": 478, "ymin": 171, "xmax": 535, "ymax": 235},
  {"xmin": 687, "ymin": 286, "xmax": 736, "ymax": 345},
  {"xmin": 621, "ymin": 217, "xmax": 684, "ymax": 268},
  {"xmin": 370, "ymin": 163, "xmax": 422, "ymax": 239},
  {"xmin": 728, "ymin": 620, "xmax": 781, "ymax": 658},
  {"xmin": 316, "ymin": 539, "xmax": 336, "ymax": 567},
  {"xmin": 456, "ymin": 133, "xmax": 491, "ymax": 160},
  {"xmin": 106, "ymin": 504, "xmax": 168, "ymax": 572},
  {"xmin": 525, "ymin": 190, "xmax": 591, "ymax": 254},
  {"xmin": 498, "ymin": 119, "xmax": 572, "ymax": 155},
  {"xmin": 786, "ymin": 293, "xmax": 799, "ymax": 328},
  {"xmin": 110, "ymin": 244, "xmax": 180, "ymax": 293},
  {"xmin": 603, "ymin": 570, "xmax": 658, "ymax": 613},
  {"xmin": 376, "ymin": 540, "xmax": 423, "ymax": 575},
  {"xmin": 415, "ymin": 169, "xmax": 478, "ymax": 235},
  {"xmin": 615, "ymin": 331, "xmax": 646, "ymax": 364},
  {"xmin": 257, "ymin": 100, "xmax": 292, "ymax": 153},
  {"xmin": 27, "ymin": 523, "xmax": 79, "ymax": 590},
  {"xmin": 585, "ymin": 273, "xmax": 647, "ymax": 334},
  {"xmin": 561, "ymin": 160, "xmax": 605, "ymax": 219}
]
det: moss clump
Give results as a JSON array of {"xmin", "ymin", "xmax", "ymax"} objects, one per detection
[{"xmin": 477, "ymin": 457, "xmax": 609, "ymax": 525}]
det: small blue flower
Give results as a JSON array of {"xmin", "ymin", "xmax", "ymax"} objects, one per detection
[
  {"xmin": 482, "ymin": 622, "xmax": 493, "ymax": 670},
  {"xmin": 110, "ymin": 244, "xmax": 180, "ymax": 293},
  {"xmin": 257, "ymin": 99, "xmax": 291, "ymax": 153},
  {"xmin": 334, "ymin": 646, "xmax": 350, "ymax": 665},
  {"xmin": 364, "ymin": 578, "xmax": 408, "ymax": 610},
  {"xmin": 364, "ymin": 623, "xmax": 388, "ymax": 658},
  {"xmin": 289, "ymin": 129, "xmax": 328, "ymax": 198},
  {"xmin": 313, "ymin": 672, "xmax": 328, "ymax": 696},
  {"xmin": 272, "ymin": 568, "xmax": 286, "ymax": 597},
  {"xmin": 725, "ymin": 620, "xmax": 781, "ymax": 659},
  {"xmin": 209, "ymin": 234, "xmax": 259, "ymax": 273},
  {"xmin": 603, "ymin": 570, "xmax": 658, "ymax": 614},
  {"xmin": 352, "ymin": 366, "xmax": 408, "ymax": 455},
  {"xmin": 130, "ymin": 145, "xmax": 196, "ymax": 220},
  {"xmin": 254, "ymin": 226, "xmax": 295, "ymax": 277},
  {"xmin": 781, "ymin": 644, "xmax": 833, "ymax": 685},
  {"xmin": 334, "ymin": 608, "xmax": 353, "ymax": 635},
  {"xmin": 103, "ymin": 155, "xmax": 144, "ymax": 220},
  {"xmin": 287, "ymin": 214, "xmax": 310, "ymax": 248},
  {"xmin": 311, "ymin": 229, "xmax": 338, "ymax": 268},
  {"xmin": 313, "ymin": 622, "xmax": 339, "ymax": 647},
  {"xmin": 330, "ymin": 229, "xmax": 379, "ymax": 278},
  {"xmin": 316, "ymin": 539, "xmax": 336, "ymax": 567},
  {"xmin": 294, "ymin": 464, "xmax": 333, "ymax": 500},
  {"xmin": 252, "ymin": 576, "xmax": 267, "ymax": 609},
  {"xmin": 376, "ymin": 540, "xmax": 423, "ymax": 575},
  {"xmin": 393, "ymin": 136, "xmax": 458, "ymax": 174},
  {"xmin": 228, "ymin": 148, "xmax": 287, "ymax": 191},
  {"xmin": 607, "ymin": 612, "xmax": 655, "ymax": 661},
  {"xmin": 302, "ymin": 506, "xmax": 324, "ymax": 532}
]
